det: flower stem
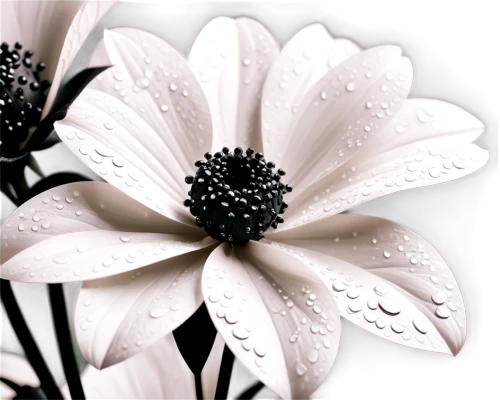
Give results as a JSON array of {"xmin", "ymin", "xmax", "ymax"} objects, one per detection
[{"xmin": 214, "ymin": 345, "xmax": 235, "ymax": 400}]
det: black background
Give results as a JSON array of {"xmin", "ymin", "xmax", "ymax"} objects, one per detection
[{"xmin": 3, "ymin": 2, "xmax": 497, "ymax": 400}]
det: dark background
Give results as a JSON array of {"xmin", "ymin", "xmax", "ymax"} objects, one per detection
[{"xmin": 3, "ymin": 1, "xmax": 497, "ymax": 400}]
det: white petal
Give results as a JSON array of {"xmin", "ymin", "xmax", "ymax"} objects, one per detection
[
  {"xmin": 279, "ymin": 45, "xmax": 413, "ymax": 197},
  {"xmin": 262, "ymin": 23, "xmax": 360, "ymax": 162},
  {"xmin": 0, "ymin": 352, "xmax": 39, "ymax": 399},
  {"xmin": 201, "ymin": 333, "xmax": 226, "ymax": 399},
  {"xmin": 1, "ymin": 182, "xmax": 200, "ymax": 264},
  {"xmin": 360, "ymin": 98, "xmax": 485, "ymax": 156},
  {"xmin": 267, "ymin": 214, "xmax": 467, "ymax": 355},
  {"xmin": 75, "ymin": 249, "xmax": 210, "ymax": 369},
  {"xmin": 1, "ymin": 230, "xmax": 215, "ymax": 283},
  {"xmin": 90, "ymin": 27, "xmax": 212, "ymax": 167},
  {"xmin": 188, "ymin": 17, "xmax": 280, "ymax": 151},
  {"xmin": 280, "ymin": 142, "xmax": 488, "ymax": 229},
  {"xmin": 0, "ymin": 1, "xmax": 83, "ymax": 80},
  {"xmin": 43, "ymin": 1, "xmax": 116, "ymax": 118},
  {"xmin": 62, "ymin": 335, "xmax": 196, "ymax": 399},
  {"xmin": 54, "ymin": 89, "xmax": 195, "ymax": 226},
  {"xmin": 202, "ymin": 242, "xmax": 340, "ymax": 399}
]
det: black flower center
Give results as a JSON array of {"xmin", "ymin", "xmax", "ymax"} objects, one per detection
[
  {"xmin": 184, "ymin": 147, "xmax": 292, "ymax": 245},
  {"xmin": 0, "ymin": 42, "xmax": 50, "ymax": 158}
]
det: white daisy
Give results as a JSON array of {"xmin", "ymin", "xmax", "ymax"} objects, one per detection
[
  {"xmin": 0, "ymin": 336, "xmax": 198, "ymax": 399},
  {"xmin": 0, "ymin": 0, "xmax": 117, "ymax": 157},
  {"xmin": 0, "ymin": 17, "xmax": 488, "ymax": 399}
]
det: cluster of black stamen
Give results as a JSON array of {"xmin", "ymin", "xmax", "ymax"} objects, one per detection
[
  {"xmin": 184, "ymin": 147, "xmax": 292, "ymax": 245},
  {"xmin": 1, "ymin": 42, "xmax": 50, "ymax": 158}
]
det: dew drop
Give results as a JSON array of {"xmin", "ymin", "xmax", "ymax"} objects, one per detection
[
  {"xmin": 431, "ymin": 290, "xmax": 447, "ymax": 305},
  {"xmin": 364, "ymin": 311, "xmax": 377, "ymax": 323},
  {"xmin": 233, "ymin": 326, "xmax": 250, "ymax": 340},
  {"xmin": 378, "ymin": 298, "xmax": 401, "ymax": 315},
  {"xmin": 374, "ymin": 286, "xmax": 388, "ymax": 296},
  {"xmin": 307, "ymin": 349, "xmax": 319, "ymax": 364},
  {"xmin": 435, "ymin": 306, "xmax": 451, "ymax": 319},
  {"xmin": 391, "ymin": 322, "xmax": 405, "ymax": 334},
  {"xmin": 149, "ymin": 308, "xmax": 164, "ymax": 318},
  {"xmin": 375, "ymin": 318, "xmax": 387, "ymax": 329},
  {"xmin": 332, "ymin": 281, "xmax": 346, "ymax": 292},
  {"xmin": 345, "ymin": 82, "xmax": 356, "ymax": 92},
  {"xmin": 53, "ymin": 256, "xmax": 70, "ymax": 265},
  {"xmin": 224, "ymin": 309, "xmax": 239, "ymax": 324},
  {"xmin": 367, "ymin": 298, "xmax": 379, "ymax": 310},
  {"xmin": 254, "ymin": 345, "xmax": 266, "ymax": 357},
  {"xmin": 293, "ymin": 63, "xmax": 303, "ymax": 75},
  {"xmin": 412, "ymin": 318, "xmax": 428, "ymax": 334},
  {"xmin": 296, "ymin": 361, "xmax": 308, "ymax": 376},
  {"xmin": 348, "ymin": 300, "xmax": 363, "ymax": 313}
]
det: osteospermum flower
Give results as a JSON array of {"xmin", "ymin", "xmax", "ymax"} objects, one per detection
[
  {"xmin": 0, "ymin": 18, "xmax": 488, "ymax": 399},
  {"xmin": 0, "ymin": 1, "xmax": 115, "ymax": 197},
  {"xmin": 0, "ymin": 335, "xmax": 199, "ymax": 399}
]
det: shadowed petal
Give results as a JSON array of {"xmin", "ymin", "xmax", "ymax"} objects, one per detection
[
  {"xmin": 267, "ymin": 214, "xmax": 467, "ymax": 355},
  {"xmin": 277, "ymin": 45, "xmax": 412, "ymax": 197},
  {"xmin": 62, "ymin": 335, "xmax": 196, "ymax": 399},
  {"xmin": 262, "ymin": 23, "xmax": 360, "ymax": 163},
  {"xmin": 189, "ymin": 17, "xmax": 280, "ymax": 151},
  {"xmin": 75, "ymin": 249, "xmax": 211, "ymax": 369},
  {"xmin": 43, "ymin": 1, "xmax": 116, "ymax": 118},
  {"xmin": 280, "ymin": 141, "xmax": 488, "ymax": 229},
  {"xmin": 1, "ymin": 229, "xmax": 215, "ymax": 283},
  {"xmin": 202, "ymin": 242, "xmax": 340, "ymax": 399},
  {"xmin": 1, "ymin": 182, "xmax": 201, "ymax": 264}
]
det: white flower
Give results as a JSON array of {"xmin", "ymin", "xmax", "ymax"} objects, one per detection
[
  {"xmin": 0, "ymin": 18, "xmax": 488, "ymax": 399},
  {"xmin": 0, "ymin": 336, "xmax": 200, "ymax": 399},
  {"xmin": 0, "ymin": 1, "xmax": 115, "ymax": 158}
]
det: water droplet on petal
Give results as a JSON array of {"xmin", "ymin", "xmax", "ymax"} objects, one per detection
[
  {"xmin": 54, "ymin": 256, "xmax": 70, "ymax": 264},
  {"xmin": 346, "ymin": 82, "xmax": 356, "ymax": 92},
  {"xmin": 412, "ymin": 318, "xmax": 428, "ymax": 334},
  {"xmin": 224, "ymin": 309, "xmax": 239, "ymax": 324},
  {"xmin": 254, "ymin": 345, "xmax": 266, "ymax": 357},
  {"xmin": 374, "ymin": 286, "xmax": 388, "ymax": 296},
  {"xmin": 233, "ymin": 326, "xmax": 249, "ymax": 340},
  {"xmin": 149, "ymin": 308, "xmax": 164, "ymax": 318},
  {"xmin": 296, "ymin": 361, "xmax": 308, "ymax": 376},
  {"xmin": 378, "ymin": 298, "xmax": 401, "ymax": 315},
  {"xmin": 435, "ymin": 306, "xmax": 451, "ymax": 319},
  {"xmin": 307, "ymin": 349, "xmax": 319, "ymax": 363},
  {"xmin": 391, "ymin": 322, "xmax": 405, "ymax": 334},
  {"xmin": 431, "ymin": 290, "xmax": 447, "ymax": 305}
]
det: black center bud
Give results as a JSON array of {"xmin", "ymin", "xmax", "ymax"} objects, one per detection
[
  {"xmin": 184, "ymin": 147, "xmax": 292, "ymax": 245},
  {"xmin": 1, "ymin": 42, "xmax": 50, "ymax": 158}
]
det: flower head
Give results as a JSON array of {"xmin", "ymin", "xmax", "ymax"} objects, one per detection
[
  {"xmin": 0, "ymin": 1, "xmax": 116, "ymax": 156},
  {"xmin": 0, "ymin": 17, "xmax": 488, "ymax": 399}
]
